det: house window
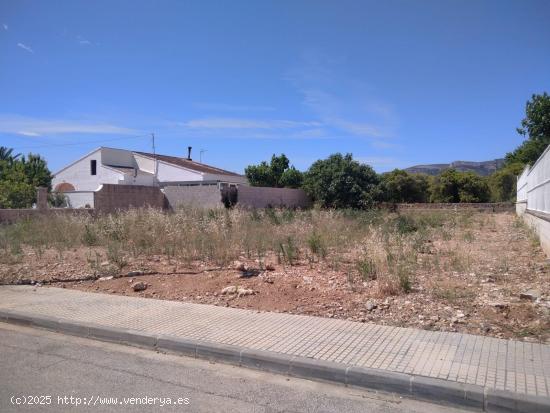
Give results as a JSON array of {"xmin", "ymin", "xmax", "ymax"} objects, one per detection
[{"xmin": 90, "ymin": 160, "xmax": 97, "ymax": 175}]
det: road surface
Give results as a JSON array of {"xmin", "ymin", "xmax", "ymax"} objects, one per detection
[{"xmin": 0, "ymin": 322, "xmax": 471, "ymax": 412}]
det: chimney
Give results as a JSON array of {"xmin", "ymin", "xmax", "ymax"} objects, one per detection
[{"xmin": 187, "ymin": 146, "xmax": 192, "ymax": 160}]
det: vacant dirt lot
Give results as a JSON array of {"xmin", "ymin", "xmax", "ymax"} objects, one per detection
[{"xmin": 1, "ymin": 208, "xmax": 549, "ymax": 342}]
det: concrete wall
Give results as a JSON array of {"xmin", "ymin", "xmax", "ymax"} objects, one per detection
[
  {"xmin": 521, "ymin": 210, "xmax": 550, "ymax": 256},
  {"xmin": 517, "ymin": 165, "xmax": 529, "ymax": 203},
  {"xmin": 163, "ymin": 185, "xmax": 223, "ymax": 209},
  {"xmin": 516, "ymin": 143, "xmax": 550, "ymax": 257},
  {"xmin": 516, "ymin": 201, "xmax": 527, "ymax": 216},
  {"xmin": 93, "ymin": 184, "xmax": 166, "ymax": 213},
  {"xmin": 236, "ymin": 186, "xmax": 311, "ymax": 209}
]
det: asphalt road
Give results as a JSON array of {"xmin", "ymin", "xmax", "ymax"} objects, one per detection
[{"xmin": 0, "ymin": 322, "xmax": 472, "ymax": 413}]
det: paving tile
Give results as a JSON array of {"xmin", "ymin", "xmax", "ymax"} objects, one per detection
[{"xmin": 0, "ymin": 285, "xmax": 549, "ymax": 397}]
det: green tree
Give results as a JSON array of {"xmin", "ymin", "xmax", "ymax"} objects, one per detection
[
  {"xmin": 279, "ymin": 166, "xmax": 303, "ymax": 188},
  {"xmin": 378, "ymin": 169, "xmax": 430, "ymax": 203},
  {"xmin": 0, "ymin": 146, "xmax": 21, "ymax": 162},
  {"xmin": 0, "ymin": 160, "xmax": 36, "ymax": 208},
  {"xmin": 488, "ymin": 163, "xmax": 524, "ymax": 202},
  {"xmin": 245, "ymin": 154, "xmax": 303, "ymax": 188},
  {"xmin": 0, "ymin": 149, "xmax": 53, "ymax": 208},
  {"xmin": 303, "ymin": 153, "xmax": 380, "ymax": 209},
  {"xmin": 22, "ymin": 153, "xmax": 52, "ymax": 189},
  {"xmin": 506, "ymin": 92, "xmax": 550, "ymax": 165},
  {"xmin": 430, "ymin": 169, "xmax": 490, "ymax": 203}
]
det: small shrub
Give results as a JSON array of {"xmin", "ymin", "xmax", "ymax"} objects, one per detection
[
  {"xmin": 82, "ymin": 225, "xmax": 99, "ymax": 246},
  {"xmin": 307, "ymin": 232, "xmax": 326, "ymax": 259},
  {"xmin": 398, "ymin": 271, "xmax": 412, "ymax": 293},
  {"xmin": 463, "ymin": 231, "xmax": 474, "ymax": 243},
  {"xmin": 432, "ymin": 280, "xmax": 476, "ymax": 302},
  {"xmin": 357, "ymin": 256, "xmax": 377, "ymax": 280},
  {"xmin": 106, "ymin": 242, "xmax": 127, "ymax": 270},
  {"xmin": 394, "ymin": 214, "xmax": 418, "ymax": 234},
  {"xmin": 266, "ymin": 208, "xmax": 281, "ymax": 225},
  {"xmin": 279, "ymin": 236, "xmax": 298, "ymax": 265}
]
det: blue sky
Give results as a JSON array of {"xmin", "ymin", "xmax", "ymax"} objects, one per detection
[{"xmin": 1, "ymin": 0, "xmax": 549, "ymax": 174}]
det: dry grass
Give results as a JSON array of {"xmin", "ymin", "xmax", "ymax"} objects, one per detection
[
  {"xmin": 1, "ymin": 207, "xmax": 549, "ymax": 342},
  {"xmin": 0, "ymin": 207, "xmax": 451, "ymax": 293}
]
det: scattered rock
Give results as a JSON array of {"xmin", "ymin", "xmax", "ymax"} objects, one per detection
[
  {"xmin": 520, "ymin": 289, "xmax": 541, "ymax": 302},
  {"xmin": 221, "ymin": 286, "xmax": 237, "ymax": 295},
  {"xmin": 480, "ymin": 323, "xmax": 491, "ymax": 333},
  {"xmin": 265, "ymin": 263, "xmax": 276, "ymax": 271},
  {"xmin": 489, "ymin": 302, "xmax": 509, "ymax": 310},
  {"xmin": 237, "ymin": 286, "xmax": 254, "ymax": 297},
  {"xmin": 132, "ymin": 281, "xmax": 147, "ymax": 292},
  {"xmin": 100, "ymin": 261, "xmax": 110, "ymax": 267},
  {"xmin": 127, "ymin": 271, "xmax": 143, "ymax": 277},
  {"xmin": 366, "ymin": 301, "xmax": 377, "ymax": 311},
  {"xmin": 240, "ymin": 268, "xmax": 261, "ymax": 278},
  {"xmin": 234, "ymin": 261, "xmax": 246, "ymax": 271}
]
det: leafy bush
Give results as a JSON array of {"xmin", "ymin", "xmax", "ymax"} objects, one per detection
[
  {"xmin": 430, "ymin": 169, "xmax": 490, "ymax": 203},
  {"xmin": 303, "ymin": 153, "xmax": 380, "ymax": 209},
  {"xmin": 0, "ymin": 148, "xmax": 52, "ymax": 208},
  {"xmin": 378, "ymin": 169, "xmax": 430, "ymax": 203},
  {"xmin": 245, "ymin": 154, "xmax": 303, "ymax": 188},
  {"xmin": 394, "ymin": 214, "xmax": 418, "ymax": 234},
  {"xmin": 357, "ymin": 256, "xmax": 377, "ymax": 280},
  {"xmin": 307, "ymin": 232, "xmax": 326, "ymax": 259}
]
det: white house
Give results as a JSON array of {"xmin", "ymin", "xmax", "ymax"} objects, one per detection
[{"xmin": 52, "ymin": 147, "xmax": 248, "ymax": 207}]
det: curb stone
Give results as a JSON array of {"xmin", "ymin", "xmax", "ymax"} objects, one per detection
[{"xmin": 1, "ymin": 309, "xmax": 549, "ymax": 413}]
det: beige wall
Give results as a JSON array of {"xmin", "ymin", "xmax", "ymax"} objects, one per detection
[
  {"xmin": 236, "ymin": 186, "xmax": 311, "ymax": 209},
  {"xmin": 93, "ymin": 184, "xmax": 166, "ymax": 213},
  {"xmin": 163, "ymin": 185, "xmax": 223, "ymax": 209}
]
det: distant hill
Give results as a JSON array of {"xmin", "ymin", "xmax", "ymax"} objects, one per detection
[{"xmin": 404, "ymin": 159, "xmax": 505, "ymax": 176}]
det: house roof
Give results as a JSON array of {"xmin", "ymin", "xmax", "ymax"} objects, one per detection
[{"xmin": 133, "ymin": 151, "xmax": 243, "ymax": 177}]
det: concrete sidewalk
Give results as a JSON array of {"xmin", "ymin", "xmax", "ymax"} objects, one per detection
[{"xmin": 0, "ymin": 285, "xmax": 548, "ymax": 412}]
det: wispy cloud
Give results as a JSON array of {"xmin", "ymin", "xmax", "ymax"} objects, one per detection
[
  {"xmin": 194, "ymin": 102, "xmax": 275, "ymax": 112},
  {"xmin": 286, "ymin": 52, "xmax": 398, "ymax": 141},
  {"xmin": 77, "ymin": 35, "xmax": 92, "ymax": 46},
  {"xmin": 17, "ymin": 43, "xmax": 34, "ymax": 53},
  {"xmin": 355, "ymin": 156, "xmax": 403, "ymax": 169},
  {"xmin": 2, "ymin": 24, "xmax": 7, "ymax": 31},
  {"xmin": 0, "ymin": 115, "xmax": 138, "ymax": 137},
  {"xmin": 183, "ymin": 117, "xmax": 321, "ymax": 130}
]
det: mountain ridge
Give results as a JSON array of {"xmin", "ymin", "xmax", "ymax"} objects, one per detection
[{"xmin": 404, "ymin": 159, "xmax": 505, "ymax": 176}]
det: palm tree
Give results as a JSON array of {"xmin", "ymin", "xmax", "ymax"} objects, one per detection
[{"xmin": 0, "ymin": 146, "xmax": 21, "ymax": 162}]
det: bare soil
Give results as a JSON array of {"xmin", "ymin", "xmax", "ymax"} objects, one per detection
[{"xmin": 2, "ymin": 211, "xmax": 549, "ymax": 342}]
